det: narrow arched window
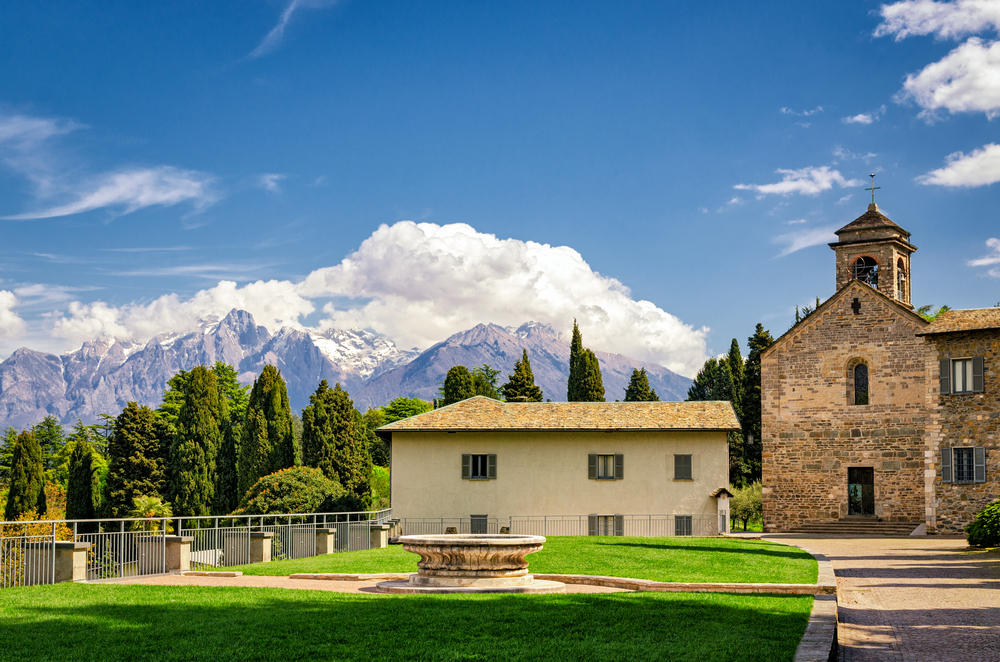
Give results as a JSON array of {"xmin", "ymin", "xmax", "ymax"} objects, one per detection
[
  {"xmin": 854, "ymin": 363, "xmax": 869, "ymax": 405},
  {"xmin": 853, "ymin": 257, "xmax": 879, "ymax": 288},
  {"xmin": 896, "ymin": 259, "xmax": 906, "ymax": 301}
]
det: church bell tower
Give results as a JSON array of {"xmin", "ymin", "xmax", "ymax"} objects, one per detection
[{"xmin": 828, "ymin": 202, "xmax": 916, "ymax": 307}]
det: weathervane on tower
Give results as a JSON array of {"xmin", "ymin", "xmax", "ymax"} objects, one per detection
[{"xmin": 865, "ymin": 173, "xmax": 880, "ymax": 206}]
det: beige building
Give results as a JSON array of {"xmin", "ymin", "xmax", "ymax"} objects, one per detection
[{"xmin": 377, "ymin": 396, "xmax": 738, "ymax": 535}]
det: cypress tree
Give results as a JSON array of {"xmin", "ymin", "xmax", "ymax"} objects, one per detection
[
  {"xmin": 169, "ymin": 365, "xmax": 224, "ymax": 517},
  {"xmin": 442, "ymin": 366, "xmax": 475, "ymax": 405},
  {"xmin": 212, "ymin": 363, "xmax": 247, "ymax": 515},
  {"xmin": 501, "ymin": 350, "xmax": 544, "ymax": 402},
  {"xmin": 302, "ymin": 381, "xmax": 372, "ymax": 510},
  {"xmin": 104, "ymin": 403, "xmax": 167, "ymax": 518},
  {"xmin": 624, "ymin": 368, "xmax": 659, "ymax": 401},
  {"xmin": 577, "ymin": 349, "xmax": 606, "ymax": 402},
  {"xmin": 741, "ymin": 323, "xmax": 775, "ymax": 482},
  {"xmin": 4, "ymin": 431, "xmax": 46, "ymax": 520},
  {"xmin": 726, "ymin": 339, "xmax": 745, "ymax": 421},
  {"xmin": 238, "ymin": 408, "xmax": 270, "ymax": 498},
  {"xmin": 237, "ymin": 365, "xmax": 295, "ymax": 498},
  {"xmin": 567, "ymin": 320, "xmax": 585, "ymax": 401},
  {"xmin": 66, "ymin": 439, "xmax": 100, "ymax": 524}
]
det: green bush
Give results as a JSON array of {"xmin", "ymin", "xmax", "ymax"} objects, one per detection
[
  {"xmin": 966, "ymin": 499, "xmax": 1000, "ymax": 547},
  {"xmin": 371, "ymin": 465, "xmax": 390, "ymax": 509},
  {"xmin": 232, "ymin": 466, "xmax": 347, "ymax": 515}
]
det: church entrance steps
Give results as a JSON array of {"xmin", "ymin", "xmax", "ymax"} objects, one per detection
[{"xmin": 787, "ymin": 519, "xmax": 919, "ymax": 537}]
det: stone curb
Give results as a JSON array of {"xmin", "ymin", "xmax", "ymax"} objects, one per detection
[
  {"xmin": 181, "ymin": 571, "xmax": 243, "ymax": 577},
  {"xmin": 764, "ymin": 539, "xmax": 838, "ymax": 662},
  {"xmin": 287, "ymin": 572, "xmax": 834, "ymax": 595}
]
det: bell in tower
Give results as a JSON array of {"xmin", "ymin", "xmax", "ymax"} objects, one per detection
[{"xmin": 828, "ymin": 202, "xmax": 916, "ymax": 307}]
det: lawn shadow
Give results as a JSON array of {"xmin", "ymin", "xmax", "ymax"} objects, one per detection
[{"xmin": 599, "ymin": 541, "xmax": 813, "ymax": 561}]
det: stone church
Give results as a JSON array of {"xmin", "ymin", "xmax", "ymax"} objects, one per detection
[{"xmin": 761, "ymin": 202, "xmax": 998, "ymax": 534}]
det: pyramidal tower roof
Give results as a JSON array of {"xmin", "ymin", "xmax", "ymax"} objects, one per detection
[{"xmin": 830, "ymin": 203, "xmax": 915, "ymax": 249}]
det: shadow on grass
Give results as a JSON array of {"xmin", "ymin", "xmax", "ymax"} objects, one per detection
[
  {"xmin": 598, "ymin": 541, "xmax": 813, "ymax": 561},
  {"xmin": 0, "ymin": 584, "xmax": 812, "ymax": 662}
]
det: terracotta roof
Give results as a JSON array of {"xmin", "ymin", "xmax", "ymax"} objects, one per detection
[
  {"xmin": 377, "ymin": 396, "xmax": 740, "ymax": 434},
  {"xmin": 710, "ymin": 487, "xmax": 734, "ymax": 498},
  {"xmin": 835, "ymin": 203, "xmax": 910, "ymax": 237},
  {"xmin": 916, "ymin": 308, "xmax": 1000, "ymax": 336}
]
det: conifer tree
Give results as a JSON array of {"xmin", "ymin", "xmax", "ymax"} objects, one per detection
[
  {"xmin": 302, "ymin": 381, "xmax": 372, "ymax": 510},
  {"xmin": 169, "ymin": 366, "xmax": 224, "ymax": 517},
  {"xmin": 471, "ymin": 364, "xmax": 501, "ymax": 399},
  {"xmin": 624, "ymin": 368, "xmax": 659, "ymax": 401},
  {"xmin": 4, "ymin": 431, "xmax": 46, "ymax": 520},
  {"xmin": 577, "ymin": 349, "xmax": 606, "ymax": 402},
  {"xmin": 238, "ymin": 365, "xmax": 295, "ymax": 498},
  {"xmin": 66, "ymin": 439, "xmax": 100, "ymax": 524},
  {"xmin": 238, "ymin": 408, "xmax": 270, "ymax": 498},
  {"xmin": 725, "ymin": 339, "xmax": 745, "ymax": 421},
  {"xmin": 567, "ymin": 320, "xmax": 585, "ymax": 401},
  {"xmin": 211, "ymin": 363, "xmax": 247, "ymax": 515},
  {"xmin": 32, "ymin": 416, "xmax": 65, "ymax": 473},
  {"xmin": 741, "ymin": 323, "xmax": 775, "ymax": 460},
  {"xmin": 501, "ymin": 350, "xmax": 543, "ymax": 402},
  {"xmin": 0, "ymin": 427, "xmax": 17, "ymax": 482},
  {"xmin": 442, "ymin": 365, "xmax": 475, "ymax": 405},
  {"xmin": 104, "ymin": 403, "xmax": 167, "ymax": 518}
]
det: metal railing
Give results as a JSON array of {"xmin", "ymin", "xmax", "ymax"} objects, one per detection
[
  {"xmin": 398, "ymin": 514, "xmax": 720, "ymax": 537},
  {"xmin": 0, "ymin": 509, "xmax": 392, "ymax": 588}
]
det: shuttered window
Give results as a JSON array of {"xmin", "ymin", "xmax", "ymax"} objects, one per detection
[
  {"xmin": 943, "ymin": 357, "xmax": 985, "ymax": 394},
  {"xmin": 588, "ymin": 515, "xmax": 617, "ymax": 535},
  {"xmin": 462, "ymin": 454, "xmax": 496, "ymax": 480},
  {"xmin": 941, "ymin": 447, "xmax": 987, "ymax": 484},
  {"xmin": 674, "ymin": 454, "xmax": 693, "ymax": 480},
  {"xmin": 588, "ymin": 453, "xmax": 623, "ymax": 480}
]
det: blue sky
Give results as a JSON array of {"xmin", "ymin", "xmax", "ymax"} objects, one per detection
[{"xmin": 1, "ymin": 0, "xmax": 998, "ymax": 376}]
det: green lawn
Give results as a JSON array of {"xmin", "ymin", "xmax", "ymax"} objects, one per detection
[
  {"xmin": 233, "ymin": 536, "xmax": 818, "ymax": 584},
  {"xmin": 0, "ymin": 583, "xmax": 813, "ymax": 662}
]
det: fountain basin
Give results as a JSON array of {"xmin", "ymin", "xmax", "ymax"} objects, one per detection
[{"xmin": 375, "ymin": 534, "xmax": 565, "ymax": 594}]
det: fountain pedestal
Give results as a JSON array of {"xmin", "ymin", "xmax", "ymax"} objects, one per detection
[{"xmin": 375, "ymin": 534, "xmax": 565, "ymax": 594}]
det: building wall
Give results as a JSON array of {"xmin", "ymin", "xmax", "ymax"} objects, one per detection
[
  {"xmin": 925, "ymin": 330, "xmax": 1000, "ymax": 533},
  {"xmin": 389, "ymin": 429, "xmax": 727, "ymax": 520},
  {"xmin": 762, "ymin": 282, "xmax": 929, "ymax": 531}
]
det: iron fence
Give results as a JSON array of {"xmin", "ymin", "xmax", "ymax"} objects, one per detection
[{"xmin": 399, "ymin": 514, "xmax": 720, "ymax": 537}]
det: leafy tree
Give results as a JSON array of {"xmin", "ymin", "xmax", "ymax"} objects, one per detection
[
  {"xmin": 730, "ymin": 481, "xmax": 762, "ymax": 531},
  {"xmin": 0, "ymin": 427, "xmax": 17, "ymax": 482},
  {"xmin": 624, "ymin": 368, "xmax": 659, "ymax": 401},
  {"xmin": 370, "ymin": 465, "xmax": 390, "ymax": 510},
  {"xmin": 576, "ymin": 349, "xmax": 605, "ymax": 402},
  {"xmin": 4, "ymin": 431, "xmax": 47, "ymax": 520},
  {"xmin": 501, "ymin": 349, "xmax": 544, "ymax": 402},
  {"xmin": 567, "ymin": 320, "xmax": 585, "ymax": 401},
  {"xmin": 380, "ymin": 397, "xmax": 432, "ymax": 423},
  {"xmin": 128, "ymin": 495, "xmax": 173, "ymax": 531},
  {"xmin": 238, "ymin": 365, "xmax": 296, "ymax": 498},
  {"xmin": 232, "ymin": 466, "xmax": 347, "ymax": 515},
  {"xmin": 32, "ymin": 416, "xmax": 65, "ymax": 473},
  {"xmin": 169, "ymin": 366, "xmax": 225, "ymax": 517},
  {"xmin": 916, "ymin": 304, "xmax": 951, "ymax": 322},
  {"xmin": 472, "ymin": 364, "xmax": 501, "ymax": 399},
  {"xmin": 442, "ymin": 365, "xmax": 475, "ymax": 405},
  {"xmin": 301, "ymin": 381, "xmax": 372, "ymax": 510},
  {"xmin": 66, "ymin": 439, "xmax": 101, "ymax": 525},
  {"xmin": 104, "ymin": 403, "xmax": 168, "ymax": 518}
]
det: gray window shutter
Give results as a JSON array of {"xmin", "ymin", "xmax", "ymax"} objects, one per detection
[
  {"xmin": 461, "ymin": 454, "xmax": 471, "ymax": 480},
  {"xmin": 588, "ymin": 453, "xmax": 597, "ymax": 479},
  {"xmin": 941, "ymin": 447, "xmax": 952, "ymax": 483},
  {"xmin": 974, "ymin": 447, "xmax": 986, "ymax": 483},
  {"xmin": 614, "ymin": 454, "xmax": 624, "ymax": 480},
  {"xmin": 487, "ymin": 454, "xmax": 497, "ymax": 479},
  {"xmin": 614, "ymin": 514, "xmax": 624, "ymax": 536},
  {"xmin": 939, "ymin": 358, "xmax": 951, "ymax": 394},
  {"xmin": 587, "ymin": 514, "xmax": 597, "ymax": 536},
  {"xmin": 972, "ymin": 357, "xmax": 985, "ymax": 393}
]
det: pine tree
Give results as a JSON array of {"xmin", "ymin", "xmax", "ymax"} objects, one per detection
[
  {"xmin": 567, "ymin": 320, "xmax": 585, "ymax": 401},
  {"xmin": 237, "ymin": 365, "xmax": 295, "ymax": 498},
  {"xmin": 32, "ymin": 416, "xmax": 65, "ymax": 474},
  {"xmin": 624, "ymin": 368, "xmax": 659, "ymax": 401},
  {"xmin": 66, "ymin": 439, "xmax": 100, "ymax": 525},
  {"xmin": 104, "ymin": 403, "xmax": 167, "ymax": 518},
  {"xmin": 301, "ymin": 381, "xmax": 371, "ymax": 510},
  {"xmin": 577, "ymin": 349, "xmax": 605, "ymax": 402},
  {"xmin": 501, "ymin": 350, "xmax": 544, "ymax": 402},
  {"xmin": 471, "ymin": 364, "xmax": 501, "ymax": 399},
  {"xmin": 0, "ymin": 427, "xmax": 17, "ymax": 482},
  {"xmin": 168, "ymin": 365, "xmax": 225, "ymax": 517},
  {"xmin": 442, "ymin": 365, "xmax": 475, "ymax": 405},
  {"xmin": 4, "ymin": 430, "xmax": 46, "ymax": 520}
]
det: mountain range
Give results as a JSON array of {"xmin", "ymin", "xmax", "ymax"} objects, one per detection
[{"xmin": 0, "ymin": 309, "xmax": 692, "ymax": 429}]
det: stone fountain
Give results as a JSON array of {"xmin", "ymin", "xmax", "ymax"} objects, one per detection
[{"xmin": 375, "ymin": 534, "xmax": 565, "ymax": 594}]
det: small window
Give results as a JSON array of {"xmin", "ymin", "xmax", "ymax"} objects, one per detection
[
  {"xmin": 941, "ymin": 357, "xmax": 984, "ymax": 394},
  {"xmin": 588, "ymin": 453, "xmax": 623, "ymax": 480},
  {"xmin": 596, "ymin": 454, "xmax": 615, "ymax": 479},
  {"xmin": 462, "ymin": 453, "xmax": 496, "ymax": 480},
  {"xmin": 853, "ymin": 256, "xmax": 879, "ymax": 288},
  {"xmin": 674, "ymin": 515, "xmax": 692, "ymax": 536},
  {"xmin": 952, "ymin": 359, "xmax": 973, "ymax": 394},
  {"xmin": 854, "ymin": 363, "xmax": 869, "ymax": 405},
  {"xmin": 954, "ymin": 448, "xmax": 975, "ymax": 483},
  {"xmin": 674, "ymin": 454, "xmax": 692, "ymax": 480}
]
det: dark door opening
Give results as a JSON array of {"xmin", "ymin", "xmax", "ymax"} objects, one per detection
[
  {"xmin": 847, "ymin": 467, "xmax": 875, "ymax": 516},
  {"xmin": 470, "ymin": 515, "xmax": 488, "ymax": 534}
]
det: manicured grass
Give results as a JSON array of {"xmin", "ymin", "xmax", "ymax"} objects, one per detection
[
  {"xmin": 233, "ymin": 536, "xmax": 818, "ymax": 584},
  {"xmin": 0, "ymin": 583, "xmax": 813, "ymax": 662}
]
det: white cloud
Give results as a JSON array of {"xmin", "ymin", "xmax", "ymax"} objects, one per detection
[
  {"xmin": 898, "ymin": 37, "xmax": 1000, "ymax": 119},
  {"xmin": 916, "ymin": 143, "xmax": 1000, "ymax": 186},
  {"xmin": 735, "ymin": 166, "xmax": 862, "ymax": 196},
  {"xmin": 969, "ymin": 237, "xmax": 1000, "ymax": 277},
  {"xmin": 875, "ymin": 0, "xmax": 1000, "ymax": 41},
  {"xmin": 842, "ymin": 105, "xmax": 887, "ymax": 124},
  {"xmin": 0, "ymin": 291, "xmax": 26, "ymax": 338},
  {"xmin": 250, "ymin": 0, "xmax": 338, "ymax": 58},
  {"xmin": 779, "ymin": 106, "xmax": 824, "ymax": 117},
  {"xmin": 773, "ymin": 226, "xmax": 838, "ymax": 257},
  {"xmin": 832, "ymin": 146, "xmax": 878, "ymax": 161},
  {"xmin": 785, "ymin": 218, "xmax": 808, "ymax": 225},
  {"xmin": 257, "ymin": 173, "xmax": 286, "ymax": 193}
]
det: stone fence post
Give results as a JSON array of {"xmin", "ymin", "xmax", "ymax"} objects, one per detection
[
  {"xmin": 369, "ymin": 524, "xmax": 391, "ymax": 549},
  {"xmin": 249, "ymin": 531, "xmax": 274, "ymax": 564},
  {"xmin": 164, "ymin": 535, "xmax": 193, "ymax": 572},
  {"xmin": 24, "ymin": 541, "xmax": 90, "ymax": 584},
  {"xmin": 315, "ymin": 528, "xmax": 337, "ymax": 555}
]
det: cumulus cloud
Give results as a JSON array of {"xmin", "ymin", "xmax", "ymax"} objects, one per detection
[
  {"xmin": 968, "ymin": 237, "xmax": 1000, "ymax": 277},
  {"xmin": 0, "ymin": 291, "xmax": 26, "ymax": 338},
  {"xmin": 0, "ymin": 110, "xmax": 217, "ymax": 220},
  {"xmin": 916, "ymin": 143, "xmax": 1000, "ymax": 186},
  {"xmin": 735, "ymin": 166, "xmax": 862, "ymax": 196},
  {"xmin": 250, "ymin": 0, "xmax": 338, "ymax": 58},
  {"xmin": 897, "ymin": 37, "xmax": 1000, "ymax": 119},
  {"xmin": 842, "ymin": 105, "xmax": 887, "ymax": 125},
  {"xmin": 773, "ymin": 225, "xmax": 838, "ymax": 257},
  {"xmin": 875, "ymin": 0, "xmax": 1000, "ymax": 41}
]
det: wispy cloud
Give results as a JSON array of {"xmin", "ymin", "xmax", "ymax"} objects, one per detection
[
  {"xmin": 735, "ymin": 166, "xmax": 862, "ymax": 196},
  {"xmin": 842, "ymin": 105, "xmax": 887, "ymax": 125},
  {"xmin": 875, "ymin": 0, "xmax": 1000, "ymax": 41},
  {"xmin": 773, "ymin": 225, "xmax": 838, "ymax": 257},
  {"xmin": 250, "ymin": 0, "xmax": 338, "ymax": 59},
  {"xmin": 107, "ymin": 263, "xmax": 274, "ymax": 279},
  {"xmin": 917, "ymin": 143, "xmax": 1000, "ymax": 187},
  {"xmin": 832, "ymin": 146, "xmax": 878, "ymax": 162},
  {"xmin": 101, "ymin": 246, "xmax": 193, "ymax": 253},
  {"xmin": 257, "ymin": 173, "xmax": 286, "ymax": 193},
  {"xmin": 779, "ymin": 105, "xmax": 824, "ymax": 117},
  {"xmin": 969, "ymin": 237, "xmax": 1000, "ymax": 277}
]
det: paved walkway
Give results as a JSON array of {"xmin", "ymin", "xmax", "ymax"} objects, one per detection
[{"xmin": 766, "ymin": 535, "xmax": 1000, "ymax": 662}]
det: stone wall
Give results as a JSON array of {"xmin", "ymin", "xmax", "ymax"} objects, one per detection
[
  {"xmin": 762, "ymin": 281, "xmax": 929, "ymax": 531},
  {"xmin": 925, "ymin": 330, "xmax": 1000, "ymax": 533}
]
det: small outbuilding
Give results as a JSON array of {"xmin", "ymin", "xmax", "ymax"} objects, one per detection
[{"xmin": 376, "ymin": 396, "xmax": 739, "ymax": 536}]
